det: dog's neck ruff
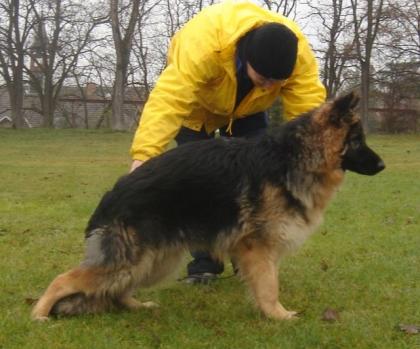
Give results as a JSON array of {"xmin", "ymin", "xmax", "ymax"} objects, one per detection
[{"xmin": 287, "ymin": 168, "xmax": 344, "ymax": 212}]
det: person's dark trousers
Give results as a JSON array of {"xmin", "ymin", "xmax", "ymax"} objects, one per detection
[{"xmin": 175, "ymin": 111, "xmax": 269, "ymax": 276}]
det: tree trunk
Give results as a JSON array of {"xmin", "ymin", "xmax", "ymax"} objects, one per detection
[
  {"xmin": 83, "ymin": 100, "xmax": 89, "ymax": 129},
  {"xmin": 9, "ymin": 81, "xmax": 25, "ymax": 128},
  {"xmin": 360, "ymin": 62, "xmax": 370, "ymax": 132},
  {"xmin": 42, "ymin": 90, "xmax": 56, "ymax": 128},
  {"xmin": 110, "ymin": 0, "xmax": 141, "ymax": 131},
  {"xmin": 111, "ymin": 60, "xmax": 126, "ymax": 130}
]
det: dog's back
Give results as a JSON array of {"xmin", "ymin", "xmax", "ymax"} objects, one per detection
[
  {"xmin": 86, "ymin": 114, "xmax": 318, "ymax": 250},
  {"xmin": 87, "ymin": 137, "xmax": 251, "ymax": 247}
]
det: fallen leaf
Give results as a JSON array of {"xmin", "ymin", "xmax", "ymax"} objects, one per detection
[
  {"xmin": 405, "ymin": 217, "xmax": 414, "ymax": 225},
  {"xmin": 322, "ymin": 308, "xmax": 340, "ymax": 322},
  {"xmin": 398, "ymin": 324, "xmax": 420, "ymax": 335}
]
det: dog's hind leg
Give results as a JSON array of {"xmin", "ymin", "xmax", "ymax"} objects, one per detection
[
  {"xmin": 233, "ymin": 239, "xmax": 297, "ymax": 320},
  {"xmin": 31, "ymin": 266, "xmax": 104, "ymax": 321},
  {"xmin": 115, "ymin": 244, "xmax": 186, "ymax": 311}
]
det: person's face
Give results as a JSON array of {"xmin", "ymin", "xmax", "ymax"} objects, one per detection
[{"xmin": 246, "ymin": 62, "xmax": 283, "ymax": 88}]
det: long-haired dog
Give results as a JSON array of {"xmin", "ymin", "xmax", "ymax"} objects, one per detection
[{"xmin": 32, "ymin": 92, "xmax": 384, "ymax": 321}]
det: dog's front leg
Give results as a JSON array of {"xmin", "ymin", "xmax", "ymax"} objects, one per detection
[
  {"xmin": 118, "ymin": 296, "xmax": 159, "ymax": 310},
  {"xmin": 234, "ymin": 240, "xmax": 297, "ymax": 320}
]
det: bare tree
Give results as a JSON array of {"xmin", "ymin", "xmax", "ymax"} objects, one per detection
[
  {"xmin": 87, "ymin": 42, "xmax": 116, "ymax": 99},
  {"xmin": 110, "ymin": 0, "xmax": 146, "ymax": 130},
  {"xmin": 349, "ymin": 0, "xmax": 385, "ymax": 130},
  {"xmin": 82, "ymin": 45, "xmax": 116, "ymax": 128},
  {"xmin": 305, "ymin": 0, "xmax": 356, "ymax": 97},
  {"xmin": 26, "ymin": 0, "xmax": 106, "ymax": 127},
  {"xmin": 380, "ymin": 0, "xmax": 420, "ymax": 61},
  {"xmin": 372, "ymin": 0, "xmax": 420, "ymax": 132},
  {"xmin": 134, "ymin": 0, "xmax": 217, "ymax": 89},
  {"xmin": 376, "ymin": 61, "xmax": 420, "ymax": 132},
  {"xmin": 121, "ymin": 0, "xmax": 216, "ymax": 128},
  {"xmin": 70, "ymin": 63, "xmax": 96, "ymax": 129},
  {"xmin": 131, "ymin": 10, "xmax": 158, "ymax": 102},
  {"xmin": 161, "ymin": 0, "xmax": 216, "ymax": 44},
  {"xmin": 0, "ymin": 0, "xmax": 33, "ymax": 128},
  {"xmin": 260, "ymin": 0, "xmax": 298, "ymax": 17}
]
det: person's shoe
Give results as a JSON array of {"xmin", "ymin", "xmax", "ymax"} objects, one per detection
[{"xmin": 183, "ymin": 273, "xmax": 218, "ymax": 285}]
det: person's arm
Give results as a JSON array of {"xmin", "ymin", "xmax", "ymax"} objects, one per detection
[
  {"xmin": 130, "ymin": 67, "xmax": 197, "ymax": 162},
  {"xmin": 130, "ymin": 30, "xmax": 218, "ymax": 164},
  {"xmin": 280, "ymin": 35, "xmax": 326, "ymax": 120},
  {"xmin": 130, "ymin": 159, "xmax": 144, "ymax": 173}
]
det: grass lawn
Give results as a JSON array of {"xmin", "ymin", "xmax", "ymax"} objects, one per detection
[{"xmin": 0, "ymin": 129, "xmax": 419, "ymax": 349}]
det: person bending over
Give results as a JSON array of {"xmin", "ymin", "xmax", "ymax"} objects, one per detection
[{"xmin": 130, "ymin": 1, "xmax": 326, "ymax": 284}]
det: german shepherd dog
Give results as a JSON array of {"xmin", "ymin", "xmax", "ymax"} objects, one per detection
[{"xmin": 32, "ymin": 92, "xmax": 384, "ymax": 321}]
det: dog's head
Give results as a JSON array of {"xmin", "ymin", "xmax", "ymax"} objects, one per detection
[
  {"xmin": 341, "ymin": 119, "xmax": 385, "ymax": 175},
  {"xmin": 315, "ymin": 92, "xmax": 385, "ymax": 176}
]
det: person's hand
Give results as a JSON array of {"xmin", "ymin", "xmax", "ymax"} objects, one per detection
[{"xmin": 130, "ymin": 160, "xmax": 144, "ymax": 173}]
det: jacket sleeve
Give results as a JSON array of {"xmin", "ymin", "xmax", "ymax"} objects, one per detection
[
  {"xmin": 130, "ymin": 38, "xmax": 216, "ymax": 162},
  {"xmin": 280, "ymin": 35, "xmax": 326, "ymax": 120}
]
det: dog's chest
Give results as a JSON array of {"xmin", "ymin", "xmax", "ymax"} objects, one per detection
[{"xmin": 273, "ymin": 211, "xmax": 324, "ymax": 252}]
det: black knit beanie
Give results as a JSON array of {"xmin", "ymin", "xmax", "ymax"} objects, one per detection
[{"xmin": 243, "ymin": 23, "xmax": 298, "ymax": 80}]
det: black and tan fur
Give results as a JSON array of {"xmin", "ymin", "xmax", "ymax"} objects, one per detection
[{"xmin": 32, "ymin": 92, "xmax": 385, "ymax": 321}]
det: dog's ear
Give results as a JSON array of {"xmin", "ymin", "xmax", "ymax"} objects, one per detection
[
  {"xmin": 330, "ymin": 91, "xmax": 360, "ymax": 125},
  {"xmin": 334, "ymin": 91, "xmax": 360, "ymax": 111}
]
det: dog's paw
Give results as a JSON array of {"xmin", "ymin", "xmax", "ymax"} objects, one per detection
[
  {"xmin": 32, "ymin": 315, "xmax": 50, "ymax": 322},
  {"xmin": 282, "ymin": 310, "xmax": 299, "ymax": 320},
  {"xmin": 264, "ymin": 305, "xmax": 299, "ymax": 320},
  {"xmin": 120, "ymin": 297, "xmax": 159, "ymax": 310}
]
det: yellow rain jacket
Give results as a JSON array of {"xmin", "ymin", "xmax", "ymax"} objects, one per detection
[{"xmin": 131, "ymin": 1, "xmax": 326, "ymax": 161}]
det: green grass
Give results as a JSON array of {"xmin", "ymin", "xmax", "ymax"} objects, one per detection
[{"xmin": 0, "ymin": 129, "xmax": 419, "ymax": 349}]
